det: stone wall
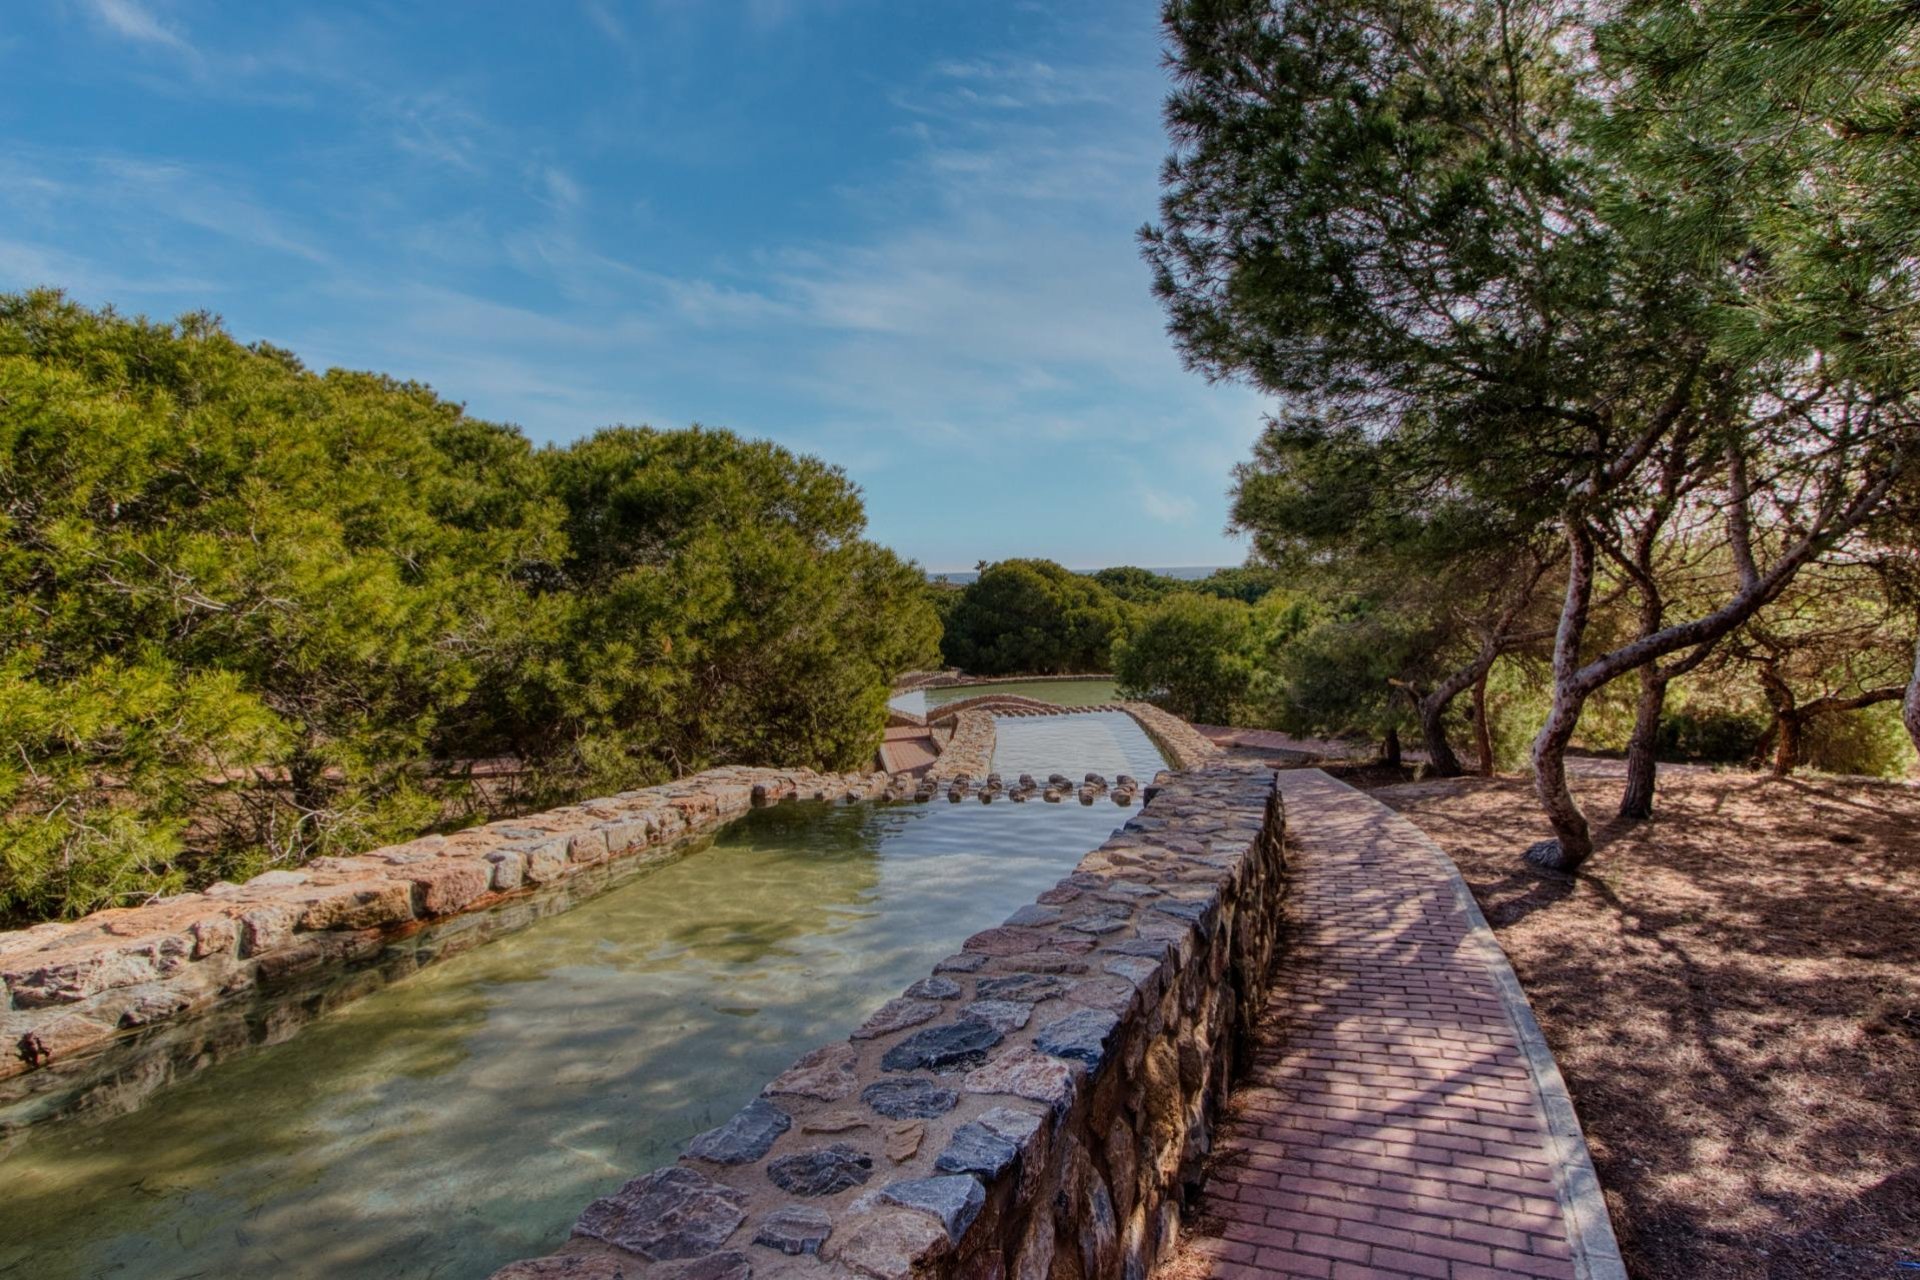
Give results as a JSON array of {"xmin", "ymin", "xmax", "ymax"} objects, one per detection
[
  {"xmin": 0, "ymin": 766, "xmax": 891, "ymax": 1099},
  {"xmin": 922, "ymin": 710, "xmax": 997, "ymax": 783},
  {"xmin": 489, "ymin": 759, "xmax": 1287, "ymax": 1280}
]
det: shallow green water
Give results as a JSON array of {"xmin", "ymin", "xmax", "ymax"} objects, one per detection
[
  {"xmin": 887, "ymin": 677, "xmax": 1118, "ymax": 716},
  {"xmin": 989, "ymin": 708, "xmax": 1166, "ymax": 782},
  {"xmin": 0, "ymin": 793, "xmax": 1155, "ymax": 1280}
]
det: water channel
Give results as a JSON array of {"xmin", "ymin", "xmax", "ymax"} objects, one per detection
[
  {"xmin": 0, "ymin": 711, "xmax": 1165, "ymax": 1280},
  {"xmin": 885, "ymin": 677, "xmax": 1119, "ymax": 717}
]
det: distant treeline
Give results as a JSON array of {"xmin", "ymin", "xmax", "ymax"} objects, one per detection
[{"xmin": 0, "ymin": 291, "xmax": 939, "ymax": 921}]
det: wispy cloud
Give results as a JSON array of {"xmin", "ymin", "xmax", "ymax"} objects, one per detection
[{"xmin": 81, "ymin": 0, "xmax": 198, "ymax": 60}]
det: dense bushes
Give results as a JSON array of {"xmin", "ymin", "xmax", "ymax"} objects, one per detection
[
  {"xmin": 0, "ymin": 291, "xmax": 937, "ymax": 921},
  {"xmin": 939, "ymin": 559, "xmax": 1129, "ymax": 675},
  {"xmin": 1113, "ymin": 594, "xmax": 1255, "ymax": 723}
]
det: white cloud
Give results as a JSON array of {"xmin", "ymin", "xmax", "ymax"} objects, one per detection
[
  {"xmin": 1139, "ymin": 485, "xmax": 1199, "ymax": 524},
  {"xmin": 81, "ymin": 0, "xmax": 197, "ymax": 60}
]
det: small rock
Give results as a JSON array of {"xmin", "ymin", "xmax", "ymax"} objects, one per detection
[
  {"xmin": 823, "ymin": 1208, "xmax": 947, "ymax": 1280},
  {"xmin": 962, "ymin": 1048, "xmax": 1077, "ymax": 1111},
  {"xmin": 932, "ymin": 952, "xmax": 987, "ymax": 974},
  {"xmin": 801, "ymin": 1109, "xmax": 869, "ymax": 1134},
  {"xmin": 904, "ymin": 975, "xmax": 961, "ymax": 1000},
  {"xmin": 851, "ymin": 998, "xmax": 942, "ymax": 1040},
  {"xmin": 659, "ymin": 1252, "xmax": 751, "ymax": 1280},
  {"xmin": 766, "ymin": 1042, "xmax": 859, "ymax": 1101},
  {"xmin": 862, "ymin": 1077, "xmax": 958, "ymax": 1119},
  {"xmin": 932, "ymin": 1122, "xmax": 1020, "ymax": 1180},
  {"xmin": 975, "ymin": 973, "xmax": 1071, "ymax": 1003},
  {"xmin": 875, "ymin": 1176, "xmax": 986, "ymax": 1241},
  {"xmin": 878, "ymin": 1019, "xmax": 1002, "ymax": 1073},
  {"xmin": 1035, "ymin": 1008, "xmax": 1122, "ymax": 1068},
  {"xmin": 686, "ymin": 1097, "xmax": 791, "ymax": 1164},
  {"xmin": 962, "ymin": 999, "xmax": 1032, "ymax": 1032},
  {"xmin": 753, "ymin": 1204, "xmax": 832, "ymax": 1256},
  {"xmin": 574, "ymin": 1167, "xmax": 746, "ymax": 1261},
  {"xmin": 767, "ymin": 1143, "xmax": 875, "ymax": 1196},
  {"xmin": 976, "ymin": 1106, "xmax": 1043, "ymax": 1146},
  {"xmin": 886, "ymin": 1121, "xmax": 925, "ymax": 1162}
]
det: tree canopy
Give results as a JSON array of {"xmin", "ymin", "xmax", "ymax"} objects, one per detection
[
  {"xmin": 1148, "ymin": 0, "xmax": 1920, "ymax": 870},
  {"xmin": 0, "ymin": 291, "xmax": 938, "ymax": 921}
]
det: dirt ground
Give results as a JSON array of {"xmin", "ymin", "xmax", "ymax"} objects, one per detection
[{"xmin": 1362, "ymin": 767, "xmax": 1920, "ymax": 1280}]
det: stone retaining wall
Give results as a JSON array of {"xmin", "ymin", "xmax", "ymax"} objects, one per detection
[
  {"xmin": 923, "ymin": 710, "xmax": 996, "ymax": 783},
  {"xmin": 0, "ymin": 765, "xmax": 891, "ymax": 1099},
  {"xmin": 490, "ymin": 759, "xmax": 1287, "ymax": 1280}
]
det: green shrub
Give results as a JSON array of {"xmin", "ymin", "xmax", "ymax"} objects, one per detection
[
  {"xmin": 1114, "ymin": 593, "xmax": 1256, "ymax": 723},
  {"xmin": 940, "ymin": 559, "xmax": 1129, "ymax": 675},
  {"xmin": 0, "ymin": 290, "xmax": 939, "ymax": 921}
]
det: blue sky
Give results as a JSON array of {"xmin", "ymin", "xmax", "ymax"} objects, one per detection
[{"xmin": 0, "ymin": 1, "xmax": 1268, "ymax": 572}]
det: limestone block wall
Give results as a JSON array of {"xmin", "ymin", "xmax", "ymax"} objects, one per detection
[
  {"xmin": 489, "ymin": 760, "xmax": 1287, "ymax": 1280},
  {"xmin": 0, "ymin": 766, "xmax": 891, "ymax": 1096}
]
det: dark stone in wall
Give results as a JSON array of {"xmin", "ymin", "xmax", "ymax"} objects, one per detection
[
  {"xmin": 878, "ymin": 1018, "xmax": 1003, "ymax": 1073},
  {"xmin": 1035, "ymin": 1007, "xmax": 1122, "ymax": 1068},
  {"xmin": 685, "ymin": 1097, "xmax": 791, "ymax": 1165},
  {"xmin": 765, "ymin": 1143, "xmax": 874, "ymax": 1196},
  {"xmin": 861, "ymin": 1077, "xmax": 959, "ymax": 1119}
]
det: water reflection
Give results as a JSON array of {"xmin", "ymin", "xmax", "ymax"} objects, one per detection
[
  {"xmin": 0, "ymin": 794, "xmax": 1152, "ymax": 1280},
  {"xmin": 990, "ymin": 709, "xmax": 1167, "ymax": 782}
]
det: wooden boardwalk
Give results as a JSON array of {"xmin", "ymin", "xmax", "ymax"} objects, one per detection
[{"xmin": 1172, "ymin": 770, "xmax": 1622, "ymax": 1280}]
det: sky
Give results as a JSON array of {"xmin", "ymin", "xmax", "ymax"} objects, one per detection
[{"xmin": 0, "ymin": 0, "xmax": 1271, "ymax": 572}]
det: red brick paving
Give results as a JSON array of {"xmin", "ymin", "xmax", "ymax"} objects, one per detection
[{"xmin": 1174, "ymin": 770, "xmax": 1583, "ymax": 1280}]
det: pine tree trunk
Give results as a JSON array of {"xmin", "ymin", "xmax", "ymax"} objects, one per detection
[
  {"xmin": 1527, "ymin": 526, "xmax": 1596, "ymax": 873},
  {"xmin": 1617, "ymin": 667, "xmax": 1668, "ymax": 820},
  {"xmin": 1905, "ymin": 632, "xmax": 1920, "ymax": 758},
  {"xmin": 1417, "ymin": 696, "xmax": 1464, "ymax": 777},
  {"xmin": 1472, "ymin": 664, "xmax": 1495, "ymax": 777},
  {"xmin": 1772, "ymin": 712, "xmax": 1802, "ymax": 777},
  {"xmin": 1528, "ymin": 684, "xmax": 1595, "ymax": 871}
]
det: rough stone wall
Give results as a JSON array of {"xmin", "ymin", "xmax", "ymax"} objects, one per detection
[
  {"xmin": 1113, "ymin": 703, "xmax": 1222, "ymax": 774},
  {"xmin": 489, "ymin": 760, "xmax": 1287, "ymax": 1280},
  {"xmin": 923, "ymin": 710, "xmax": 996, "ymax": 783},
  {"xmin": 0, "ymin": 766, "xmax": 890, "ymax": 1095}
]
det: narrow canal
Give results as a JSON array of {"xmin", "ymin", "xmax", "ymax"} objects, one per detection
[{"xmin": 0, "ymin": 714, "xmax": 1166, "ymax": 1280}]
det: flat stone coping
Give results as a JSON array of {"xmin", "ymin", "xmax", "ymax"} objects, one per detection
[{"xmin": 1176, "ymin": 769, "xmax": 1625, "ymax": 1280}]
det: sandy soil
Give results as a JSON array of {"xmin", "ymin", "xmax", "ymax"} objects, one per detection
[{"xmin": 1365, "ymin": 768, "xmax": 1920, "ymax": 1280}]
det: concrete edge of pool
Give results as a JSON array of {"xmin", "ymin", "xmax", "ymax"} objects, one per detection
[{"xmin": 489, "ymin": 758, "xmax": 1288, "ymax": 1280}]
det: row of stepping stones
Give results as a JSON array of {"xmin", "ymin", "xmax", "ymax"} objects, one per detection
[{"xmin": 918, "ymin": 771, "xmax": 1142, "ymax": 806}]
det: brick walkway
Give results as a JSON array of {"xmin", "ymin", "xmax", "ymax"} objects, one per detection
[{"xmin": 1173, "ymin": 770, "xmax": 1621, "ymax": 1280}]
